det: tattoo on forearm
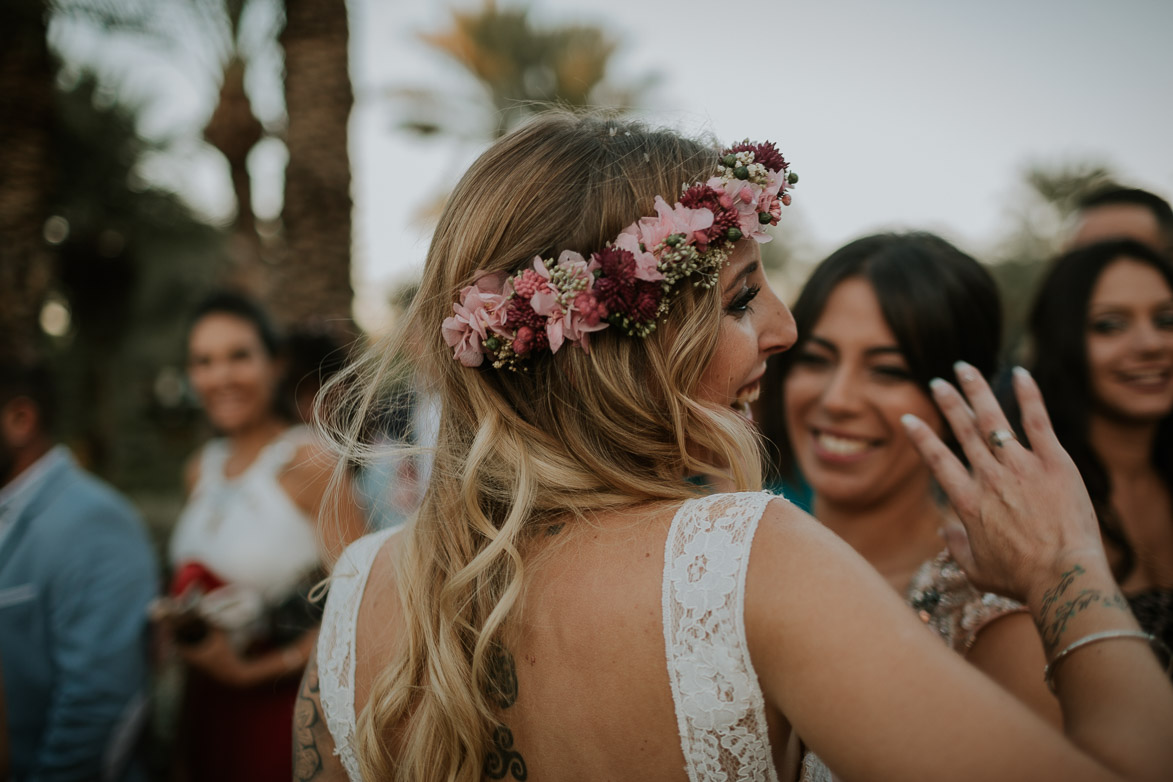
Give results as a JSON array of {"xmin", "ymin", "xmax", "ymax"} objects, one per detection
[
  {"xmin": 1036, "ymin": 564, "xmax": 1131, "ymax": 653},
  {"xmin": 293, "ymin": 664, "xmax": 326, "ymax": 781},
  {"xmin": 483, "ymin": 645, "xmax": 527, "ymax": 780}
]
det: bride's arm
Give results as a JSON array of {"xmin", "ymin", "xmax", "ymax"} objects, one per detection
[
  {"xmin": 293, "ymin": 652, "xmax": 349, "ymax": 782},
  {"xmin": 747, "ymin": 367, "xmax": 1173, "ymax": 782}
]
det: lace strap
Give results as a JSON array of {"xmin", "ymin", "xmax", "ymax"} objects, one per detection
[
  {"xmin": 318, "ymin": 528, "xmax": 398, "ymax": 781},
  {"xmin": 662, "ymin": 491, "xmax": 780, "ymax": 782}
]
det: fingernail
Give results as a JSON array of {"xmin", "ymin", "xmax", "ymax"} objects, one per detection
[
  {"xmin": 928, "ymin": 378, "xmax": 948, "ymax": 395},
  {"xmin": 901, "ymin": 413, "xmax": 923, "ymax": 430},
  {"xmin": 1012, "ymin": 366, "xmax": 1031, "ymax": 380},
  {"xmin": 953, "ymin": 361, "xmax": 976, "ymax": 382}
]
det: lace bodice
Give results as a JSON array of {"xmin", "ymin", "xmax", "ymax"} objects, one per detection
[
  {"xmin": 664, "ymin": 492, "xmax": 829, "ymax": 782},
  {"xmin": 317, "ymin": 494, "xmax": 829, "ymax": 781},
  {"xmin": 317, "ymin": 528, "xmax": 398, "ymax": 780}
]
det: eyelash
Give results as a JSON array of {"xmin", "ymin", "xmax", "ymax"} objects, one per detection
[
  {"xmin": 1090, "ymin": 312, "xmax": 1173, "ymax": 334},
  {"xmin": 727, "ymin": 284, "xmax": 761, "ymax": 316},
  {"xmin": 792, "ymin": 351, "xmax": 913, "ymax": 381}
]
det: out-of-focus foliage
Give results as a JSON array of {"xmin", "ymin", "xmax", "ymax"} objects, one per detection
[
  {"xmin": 0, "ymin": 0, "xmax": 56, "ymax": 355},
  {"xmin": 393, "ymin": 0, "xmax": 656, "ymax": 142},
  {"xmin": 47, "ymin": 72, "xmax": 227, "ymax": 494}
]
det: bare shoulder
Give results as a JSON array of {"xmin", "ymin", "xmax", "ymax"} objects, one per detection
[
  {"xmin": 744, "ymin": 497, "xmax": 925, "ymax": 692},
  {"xmin": 352, "ymin": 530, "xmax": 407, "ymax": 716},
  {"xmin": 293, "ymin": 651, "xmax": 349, "ymax": 781},
  {"xmin": 284, "ymin": 440, "xmax": 339, "ymax": 485}
]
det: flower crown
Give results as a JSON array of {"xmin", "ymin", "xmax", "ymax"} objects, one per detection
[{"xmin": 442, "ymin": 141, "xmax": 796, "ymax": 370}]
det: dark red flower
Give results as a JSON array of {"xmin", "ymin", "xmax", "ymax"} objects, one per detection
[
  {"xmin": 591, "ymin": 245, "xmax": 663, "ymax": 328},
  {"xmin": 506, "ymin": 300, "xmax": 548, "ymax": 354},
  {"xmin": 679, "ymin": 184, "xmax": 740, "ymax": 248},
  {"xmin": 725, "ymin": 141, "xmax": 788, "ymax": 173}
]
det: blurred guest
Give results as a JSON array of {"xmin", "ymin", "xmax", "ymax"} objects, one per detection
[
  {"xmin": 156, "ymin": 291, "xmax": 363, "ymax": 782},
  {"xmin": 1, "ymin": 663, "xmax": 8, "ymax": 781},
  {"xmin": 759, "ymin": 233, "xmax": 1059, "ymax": 723},
  {"xmin": 0, "ymin": 357, "xmax": 157, "ymax": 781},
  {"xmin": 1020, "ymin": 238, "xmax": 1173, "ymax": 662},
  {"xmin": 1069, "ymin": 185, "xmax": 1173, "ymax": 255}
]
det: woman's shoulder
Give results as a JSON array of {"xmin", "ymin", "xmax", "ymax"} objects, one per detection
[{"xmin": 317, "ymin": 527, "xmax": 405, "ymax": 772}]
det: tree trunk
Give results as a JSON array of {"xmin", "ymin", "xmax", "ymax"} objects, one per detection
[
  {"xmin": 0, "ymin": 0, "xmax": 55, "ymax": 356},
  {"xmin": 204, "ymin": 55, "xmax": 265, "ymax": 294},
  {"xmin": 272, "ymin": 0, "xmax": 354, "ymax": 329}
]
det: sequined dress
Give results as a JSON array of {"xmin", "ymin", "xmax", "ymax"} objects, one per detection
[{"xmin": 905, "ymin": 549, "xmax": 1026, "ymax": 652}]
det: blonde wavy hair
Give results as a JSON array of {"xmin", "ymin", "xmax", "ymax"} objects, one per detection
[{"xmin": 325, "ymin": 112, "xmax": 767, "ymax": 781}]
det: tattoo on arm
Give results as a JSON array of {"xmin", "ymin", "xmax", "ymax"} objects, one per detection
[
  {"xmin": 293, "ymin": 658, "xmax": 335, "ymax": 781},
  {"xmin": 1035, "ymin": 564, "xmax": 1132, "ymax": 653},
  {"xmin": 483, "ymin": 645, "xmax": 527, "ymax": 780}
]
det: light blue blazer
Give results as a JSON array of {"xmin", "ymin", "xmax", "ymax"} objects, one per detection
[{"xmin": 0, "ymin": 453, "xmax": 157, "ymax": 782}]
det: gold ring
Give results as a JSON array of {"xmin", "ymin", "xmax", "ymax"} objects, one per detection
[{"xmin": 988, "ymin": 429, "xmax": 1016, "ymax": 448}]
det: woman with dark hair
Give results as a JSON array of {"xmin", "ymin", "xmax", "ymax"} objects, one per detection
[
  {"xmin": 1023, "ymin": 238, "xmax": 1173, "ymax": 658},
  {"xmin": 758, "ymin": 232, "xmax": 1058, "ymax": 722},
  {"xmin": 157, "ymin": 290, "xmax": 364, "ymax": 782}
]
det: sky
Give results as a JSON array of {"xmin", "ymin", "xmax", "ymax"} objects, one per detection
[
  {"xmin": 54, "ymin": 0, "xmax": 1173, "ymax": 332},
  {"xmin": 344, "ymin": 0, "xmax": 1173, "ymax": 329}
]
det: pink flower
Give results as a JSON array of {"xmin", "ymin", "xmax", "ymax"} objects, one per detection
[
  {"xmin": 564, "ymin": 292, "xmax": 610, "ymax": 352},
  {"xmin": 529, "ymin": 250, "xmax": 607, "ymax": 353},
  {"xmin": 441, "ymin": 274, "xmax": 509, "ymax": 367},
  {"xmin": 717, "ymin": 178, "xmax": 771, "ymax": 243},
  {"xmin": 612, "ymin": 231, "xmax": 663, "ymax": 282},
  {"xmin": 628, "ymin": 196, "xmax": 714, "ymax": 256}
]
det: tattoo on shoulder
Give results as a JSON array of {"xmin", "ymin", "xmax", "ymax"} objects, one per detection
[
  {"xmin": 293, "ymin": 660, "xmax": 330, "ymax": 781},
  {"xmin": 483, "ymin": 645, "xmax": 527, "ymax": 780},
  {"xmin": 1035, "ymin": 564, "xmax": 1131, "ymax": 653}
]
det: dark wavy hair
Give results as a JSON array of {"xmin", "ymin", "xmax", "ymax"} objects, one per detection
[
  {"xmin": 759, "ymin": 232, "xmax": 1002, "ymax": 483},
  {"xmin": 1022, "ymin": 238, "xmax": 1173, "ymax": 578}
]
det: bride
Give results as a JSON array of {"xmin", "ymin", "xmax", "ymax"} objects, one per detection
[{"xmin": 296, "ymin": 114, "xmax": 1172, "ymax": 782}]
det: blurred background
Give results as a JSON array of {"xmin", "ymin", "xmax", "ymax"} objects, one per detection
[{"xmin": 2, "ymin": 0, "xmax": 1172, "ymax": 547}]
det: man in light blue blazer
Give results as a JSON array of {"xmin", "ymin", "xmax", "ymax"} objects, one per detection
[{"xmin": 0, "ymin": 359, "xmax": 157, "ymax": 781}]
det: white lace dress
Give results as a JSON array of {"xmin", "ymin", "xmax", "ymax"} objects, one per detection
[{"xmin": 317, "ymin": 492, "xmax": 830, "ymax": 781}]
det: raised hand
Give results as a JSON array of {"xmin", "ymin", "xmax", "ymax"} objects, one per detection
[{"xmin": 901, "ymin": 363, "xmax": 1105, "ymax": 602}]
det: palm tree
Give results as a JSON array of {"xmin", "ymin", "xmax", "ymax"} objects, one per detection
[
  {"xmin": 268, "ymin": 0, "xmax": 354, "ymax": 329},
  {"xmin": 394, "ymin": 0, "xmax": 653, "ymax": 142},
  {"xmin": 201, "ymin": 0, "xmax": 268, "ymax": 291},
  {"xmin": 0, "ymin": 0, "xmax": 56, "ymax": 356}
]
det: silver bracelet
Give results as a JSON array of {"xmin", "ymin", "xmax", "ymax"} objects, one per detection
[{"xmin": 1043, "ymin": 629, "xmax": 1170, "ymax": 693}]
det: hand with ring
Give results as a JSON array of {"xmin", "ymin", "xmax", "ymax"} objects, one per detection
[
  {"xmin": 987, "ymin": 428, "xmax": 1016, "ymax": 449},
  {"xmin": 900, "ymin": 362, "xmax": 1104, "ymax": 601}
]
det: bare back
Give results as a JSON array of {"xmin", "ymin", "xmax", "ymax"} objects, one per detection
[{"xmin": 339, "ymin": 493, "xmax": 807, "ymax": 781}]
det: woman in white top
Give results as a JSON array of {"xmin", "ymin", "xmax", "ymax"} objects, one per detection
[
  {"xmin": 299, "ymin": 114, "xmax": 1173, "ymax": 782},
  {"xmin": 161, "ymin": 291, "xmax": 364, "ymax": 782}
]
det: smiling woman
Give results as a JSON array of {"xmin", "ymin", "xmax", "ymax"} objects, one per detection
[
  {"xmin": 758, "ymin": 232, "xmax": 1061, "ymax": 724},
  {"xmin": 1022, "ymin": 238, "xmax": 1173, "ymax": 668},
  {"xmin": 157, "ymin": 291, "xmax": 365, "ymax": 782}
]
